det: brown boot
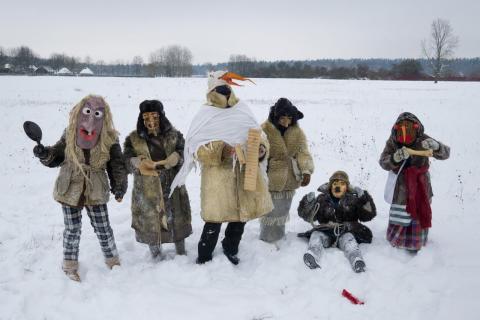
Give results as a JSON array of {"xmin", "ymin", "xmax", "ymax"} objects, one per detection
[
  {"xmin": 105, "ymin": 256, "xmax": 121, "ymax": 269},
  {"xmin": 62, "ymin": 260, "xmax": 81, "ymax": 282}
]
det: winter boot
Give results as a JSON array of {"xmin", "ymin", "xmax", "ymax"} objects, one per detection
[
  {"xmin": 353, "ymin": 258, "xmax": 366, "ymax": 273},
  {"xmin": 149, "ymin": 244, "xmax": 163, "ymax": 259},
  {"xmin": 197, "ymin": 223, "xmax": 221, "ymax": 264},
  {"xmin": 221, "ymin": 222, "xmax": 245, "ymax": 265},
  {"xmin": 105, "ymin": 256, "xmax": 121, "ymax": 269},
  {"xmin": 304, "ymin": 231, "xmax": 330, "ymax": 269},
  {"xmin": 175, "ymin": 240, "xmax": 186, "ymax": 255},
  {"xmin": 62, "ymin": 260, "xmax": 81, "ymax": 282},
  {"xmin": 303, "ymin": 250, "xmax": 321, "ymax": 269}
]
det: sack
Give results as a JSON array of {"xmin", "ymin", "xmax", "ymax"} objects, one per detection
[
  {"xmin": 291, "ymin": 157, "xmax": 303, "ymax": 182},
  {"xmin": 384, "ymin": 161, "xmax": 406, "ymax": 204}
]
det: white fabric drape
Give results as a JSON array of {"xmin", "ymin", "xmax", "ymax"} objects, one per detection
[{"xmin": 170, "ymin": 100, "xmax": 264, "ymax": 196}]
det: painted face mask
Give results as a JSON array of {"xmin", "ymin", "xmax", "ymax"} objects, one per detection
[
  {"xmin": 143, "ymin": 112, "xmax": 160, "ymax": 136},
  {"xmin": 76, "ymin": 97, "xmax": 105, "ymax": 149},
  {"xmin": 394, "ymin": 120, "xmax": 419, "ymax": 145},
  {"xmin": 331, "ymin": 180, "xmax": 348, "ymax": 199}
]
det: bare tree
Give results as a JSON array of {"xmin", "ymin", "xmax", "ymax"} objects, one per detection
[
  {"xmin": 422, "ymin": 18, "xmax": 459, "ymax": 83},
  {"xmin": 149, "ymin": 45, "xmax": 193, "ymax": 77}
]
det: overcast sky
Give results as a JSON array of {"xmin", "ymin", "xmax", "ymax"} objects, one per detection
[{"xmin": 1, "ymin": 0, "xmax": 478, "ymax": 64}]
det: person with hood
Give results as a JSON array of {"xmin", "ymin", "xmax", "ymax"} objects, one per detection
[
  {"xmin": 123, "ymin": 100, "xmax": 192, "ymax": 258},
  {"xmin": 297, "ymin": 171, "xmax": 376, "ymax": 272},
  {"xmin": 170, "ymin": 70, "xmax": 273, "ymax": 265},
  {"xmin": 379, "ymin": 112, "xmax": 450, "ymax": 252},
  {"xmin": 31, "ymin": 95, "xmax": 127, "ymax": 281},
  {"xmin": 260, "ymin": 98, "xmax": 314, "ymax": 244}
]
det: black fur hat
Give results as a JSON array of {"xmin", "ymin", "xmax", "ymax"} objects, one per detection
[
  {"xmin": 268, "ymin": 98, "xmax": 304, "ymax": 126},
  {"xmin": 137, "ymin": 100, "xmax": 172, "ymax": 138}
]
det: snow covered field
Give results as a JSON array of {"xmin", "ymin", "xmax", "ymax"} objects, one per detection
[{"xmin": 0, "ymin": 76, "xmax": 479, "ymax": 320}]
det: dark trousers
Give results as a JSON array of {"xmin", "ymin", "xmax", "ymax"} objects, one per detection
[{"xmin": 198, "ymin": 222, "xmax": 246, "ymax": 261}]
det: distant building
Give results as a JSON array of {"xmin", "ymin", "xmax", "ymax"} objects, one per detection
[
  {"xmin": 28, "ymin": 65, "xmax": 38, "ymax": 73},
  {"xmin": 35, "ymin": 66, "xmax": 55, "ymax": 75},
  {"xmin": 57, "ymin": 67, "xmax": 74, "ymax": 76},
  {"xmin": 0, "ymin": 64, "xmax": 14, "ymax": 74},
  {"xmin": 79, "ymin": 67, "xmax": 94, "ymax": 76}
]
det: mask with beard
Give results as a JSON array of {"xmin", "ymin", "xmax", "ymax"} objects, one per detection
[
  {"xmin": 142, "ymin": 112, "xmax": 160, "ymax": 136},
  {"xmin": 76, "ymin": 97, "xmax": 105, "ymax": 149}
]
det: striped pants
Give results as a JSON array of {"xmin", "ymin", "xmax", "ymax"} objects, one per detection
[{"xmin": 62, "ymin": 204, "xmax": 119, "ymax": 261}]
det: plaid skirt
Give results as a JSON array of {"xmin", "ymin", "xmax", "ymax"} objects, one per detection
[{"xmin": 386, "ymin": 218, "xmax": 428, "ymax": 251}]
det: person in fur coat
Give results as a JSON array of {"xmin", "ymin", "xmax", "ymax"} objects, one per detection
[
  {"xmin": 260, "ymin": 98, "xmax": 314, "ymax": 244},
  {"xmin": 32, "ymin": 95, "xmax": 127, "ymax": 281},
  {"xmin": 170, "ymin": 70, "xmax": 273, "ymax": 265},
  {"xmin": 379, "ymin": 112, "xmax": 450, "ymax": 252},
  {"xmin": 123, "ymin": 100, "xmax": 192, "ymax": 259},
  {"xmin": 297, "ymin": 171, "xmax": 376, "ymax": 273}
]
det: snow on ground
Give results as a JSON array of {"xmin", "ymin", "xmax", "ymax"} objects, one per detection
[{"xmin": 0, "ymin": 76, "xmax": 479, "ymax": 320}]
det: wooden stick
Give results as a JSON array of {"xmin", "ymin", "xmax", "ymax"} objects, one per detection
[
  {"xmin": 405, "ymin": 147, "xmax": 433, "ymax": 157},
  {"xmin": 244, "ymin": 129, "xmax": 261, "ymax": 191},
  {"xmin": 235, "ymin": 144, "xmax": 246, "ymax": 165}
]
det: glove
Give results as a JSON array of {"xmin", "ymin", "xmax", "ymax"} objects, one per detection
[
  {"xmin": 352, "ymin": 186, "xmax": 365, "ymax": 198},
  {"xmin": 421, "ymin": 138, "xmax": 440, "ymax": 151},
  {"xmin": 114, "ymin": 190, "xmax": 124, "ymax": 202},
  {"xmin": 393, "ymin": 146, "xmax": 410, "ymax": 163},
  {"xmin": 160, "ymin": 152, "xmax": 180, "ymax": 170},
  {"xmin": 301, "ymin": 173, "xmax": 311, "ymax": 186},
  {"xmin": 33, "ymin": 144, "xmax": 48, "ymax": 159}
]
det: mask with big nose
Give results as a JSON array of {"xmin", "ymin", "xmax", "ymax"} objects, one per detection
[
  {"xmin": 331, "ymin": 180, "xmax": 347, "ymax": 199},
  {"xmin": 76, "ymin": 97, "xmax": 105, "ymax": 149},
  {"xmin": 143, "ymin": 112, "xmax": 160, "ymax": 136}
]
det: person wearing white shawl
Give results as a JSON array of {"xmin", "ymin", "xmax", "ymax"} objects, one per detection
[{"xmin": 170, "ymin": 70, "xmax": 273, "ymax": 265}]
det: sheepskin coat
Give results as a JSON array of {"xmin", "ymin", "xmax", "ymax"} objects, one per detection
[
  {"xmin": 196, "ymin": 140, "xmax": 273, "ymax": 223},
  {"xmin": 261, "ymin": 121, "xmax": 314, "ymax": 192}
]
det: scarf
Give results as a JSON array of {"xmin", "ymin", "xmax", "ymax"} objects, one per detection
[{"xmin": 404, "ymin": 165, "xmax": 431, "ymax": 229}]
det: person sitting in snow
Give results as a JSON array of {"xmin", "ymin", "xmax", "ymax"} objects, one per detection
[
  {"xmin": 260, "ymin": 98, "xmax": 314, "ymax": 244},
  {"xmin": 170, "ymin": 70, "xmax": 273, "ymax": 265},
  {"xmin": 379, "ymin": 112, "xmax": 450, "ymax": 253},
  {"xmin": 32, "ymin": 95, "xmax": 127, "ymax": 281},
  {"xmin": 123, "ymin": 100, "xmax": 192, "ymax": 259},
  {"xmin": 297, "ymin": 171, "xmax": 376, "ymax": 273}
]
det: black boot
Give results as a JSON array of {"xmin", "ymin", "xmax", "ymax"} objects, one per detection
[
  {"xmin": 221, "ymin": 222, "xmax": 246, "ymax": 265},
  {"xmin": 197, "ymin": 222, "xmax": 221, "ymax": 264}
]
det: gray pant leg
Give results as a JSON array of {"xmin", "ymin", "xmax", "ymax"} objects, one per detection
[
  {"xmin": 338, "ymin": 232, "xmax": 363, "ymax": 268},
  {"xmin": 175, "ymin": 239, "xmax": 186, "ymax": 255},
  {"xmin": 307, "ymin": 231, "xmax": 331, "ymax": 263},
  {"xmin": 149, "ymin": 244, "xmax": 162, "ymax": 257},
  {"xmin": 260, "ymin": 196, "xmax": 293, "ymax": 242}
]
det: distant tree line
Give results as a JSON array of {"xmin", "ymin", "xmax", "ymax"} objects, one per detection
[
  {"xmin": 1, "ymin": 45, "xmax": 479, "ymax": 80},
  {"xmin": 0, "ymin": 45, "xmax": 193, "ymax": 77},
  {"xmin": 194, "ymin": 56, "xmax": 480, "ymax": 80}
]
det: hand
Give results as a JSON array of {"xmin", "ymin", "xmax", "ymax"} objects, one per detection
[
  {"xmin": 301, "ymin": 173, "xmax": 311, "ymax": 186},
  {"xmin": 33, "ymin": 144, "xmax": 48, "ymax": 159},
  {"xmin": 258, "ymin": 144, "xmax": 266, "ymax": 159},
  {"xmin": 222, "ymin": 143, "xmax": 235, "ymax": 160},
  {"xmin": 114, "ymin": 191, "xmax": 123, "ymax": 202},
  {"xmin": 421, "ymin": 138, "xmax": 440, "ymax": 151},
  {"xmin": 393, "ymin": 146, "xmax": 410, "ymax": 163}
]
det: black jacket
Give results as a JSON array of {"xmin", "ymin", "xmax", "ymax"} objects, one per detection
[{"xmin": 298, "ymin": 183, "xmax": 376, "ymax": 244}]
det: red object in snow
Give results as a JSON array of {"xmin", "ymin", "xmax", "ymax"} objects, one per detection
[{"xmin": 342, "ymin": 289, "xmax": 364, "ymax": 305}]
